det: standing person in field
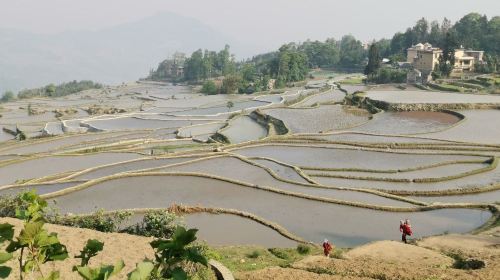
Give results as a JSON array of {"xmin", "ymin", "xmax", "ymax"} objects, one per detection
[
  {"xmin": 400, "ymin": 219, "xmax": 413, "ymax": 243},
  {"xmin": 322, "ymin": 239, "xmax": 333, "ymax": 257}
]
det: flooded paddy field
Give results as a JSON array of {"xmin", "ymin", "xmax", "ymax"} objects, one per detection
[
  {"xmin": 232, "ymin": 144, "xmax": 486, "ymax": 171},
  {"xmin": 311, "ymin": 163, "xmax": 488, "ymax": 181},
  {"xmin": 248, "ymin": 158, "xmax": 309, "ymax": 184},
  {"xmin": 292, "ymin": 89, "xmax": 345, "ymax": 107},
  {"xmin": 50, "ymin": 175, "xmax": 491, "ymax": 247},
  {"xmin": 159, "ymin": 156, "xmax": 413, "ymax": 206},
  {"xmin": 220, "ymin": 116, "xmax": 268, "ymax": 143},
  {"xmin": 303, "ymin": 132, "xmax": 452, "ymax": 144},
  {"xmin": 83, "ymin": 117, "xmax": 210, "ymax": 131},
  {"xmin": 420, "ymin": 110, "xmax": 500, "ymax": 144},
  {"xmin": 351, "ymin": 111, "xmax": 462, "ymax": 135},
  {"xmin": 0, "ymin": 181, "xmax": 82, "ymax": 196},
  {"xmin": 366, "ymin": 90, "xmax": 500, "ymax": 104},
  {"xmin": 185, "ymin": 213, "xmax": 298, "ymax": 247},
  {"xmin": 0, "ymin": 152, "xmax": 141, "ymax": 186},
  {"xmin": 312, "ymin": 163, "xmax": 500, "ymax": 192},
  {"xmin": 263, "ymin": 105, "xmax": 370, "ymax": 133},
  {"xmin": 407, "ymin": 189, "xmax": 500, "ymax": 204},
  {"xmin": 0, "ymin": 81, "xmax": 498, "ymax": 248}
]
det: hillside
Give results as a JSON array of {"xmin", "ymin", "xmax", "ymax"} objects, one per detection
[{"xmin": 0, "ymin": 12, "xmax": 251, "ymax": 92}]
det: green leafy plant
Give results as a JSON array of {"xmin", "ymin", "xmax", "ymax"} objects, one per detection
[
  {"xmin": 2, "ymin": 190, "xmax": 69, "ymax": 280},
  {"xmin": 129, "ymin": 227, "xmax": 208, "ymax": 280}
]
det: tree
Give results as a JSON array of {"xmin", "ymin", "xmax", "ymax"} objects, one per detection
[
  {"xmin": 221, "ymin": 75, "xmax": 241, "ymax": 94},
  {"xmin": 201, "ymin": 80, "xmax": 218, "ymax": 95},
  {"xmin": 364, "ymin": 43, "xmax": 381, "ymax": 76},
  {"xmin": 0, "ymin": 91, "xmax": 14, "ymax": 103},
  {"xmin": 437, "ymin": 32, "xmax": 458, "ymax": 77},
  {"xmin": 339, "ymin": 35, "xmax": 366, "ymax": 67}
]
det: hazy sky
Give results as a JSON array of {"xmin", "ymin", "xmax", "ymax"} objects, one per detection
[{"xmin": 1, "ymin": 0, "xmax": 499, "ymax": 50}]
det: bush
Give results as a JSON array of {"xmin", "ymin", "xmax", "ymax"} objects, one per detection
[
  {"xmin": 57, "ymin": 209, "xmax": 132, "ymax": 233},
  {"xmin": 367, "ymin": 68, "xmax": 406, "ymax": 84},
  {"xmin": 268, "ymin": 248, "xmax": 291, "ymax": 260},
  {"xmin": 296, "ymin": 244, "xmax": 312, "ymax": 255},
  {"xmin": 447, "ymin": 250, "xmax": 485, "ymax": 270},
  {"xmin": 247, "ymin": 250, "xmax": 261, "ymax": 259},
  {"xmin": 123, "ymin": 210, "xmax": 183, "ymax": 239},
  {"xmin": 0, "ymin": 91, "xmax": 14, "ymax": 103},
  {"xmin": 201, "ymin": 80, "xmax": 218, "ymax": 95}
]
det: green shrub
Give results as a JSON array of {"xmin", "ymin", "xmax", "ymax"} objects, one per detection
[
  {"xmin": 201, "ymin": 80, "xmax": 218, "ymax": 95},
  {"xmin": 268, "ymin": 248, "xmax": 290, "ymax": 260},
  {"xmin": 447, "ymin": 250, "xmax": 485, "ymax": 270},
  {"xmin": 0, "ymin": 91, "xmax": 14, "ymax": 103},
  {"xmin": 247, "ymin": 250, "xmax": 261, "ymax": 259},
  {"xmin": 57, "ymin": 209, "xmax": 132, "ymax": 233},
  {"xmin": 296, "ymin": 244, "xmax": 311, "ymax": 255},
  {"xmin": 124, "ymin": 210, "xmax": 183, "ymax": 239}
]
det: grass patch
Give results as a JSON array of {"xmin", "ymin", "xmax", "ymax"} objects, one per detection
[
  {"xmin": 214, "ymin": 245, "xmax": 320, "ymax": 273},
  {"xmin": 339, "ymin": 76, "xmax": 364, "ymax": 85},
  {"xmin": 446, "ymin": 250, "xmax": 485, "ymax": 270}
]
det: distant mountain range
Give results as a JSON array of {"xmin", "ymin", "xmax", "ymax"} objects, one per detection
[{"xmin": 0, "ymin": 12, "xmax": 255, "ymax": 93}]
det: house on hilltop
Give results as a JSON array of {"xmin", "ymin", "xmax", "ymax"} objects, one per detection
[{"xmin": 406, "ymin": 43, "xmax": 484, "ymax": 82}]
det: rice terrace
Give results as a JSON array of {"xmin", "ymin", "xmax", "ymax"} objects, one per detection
[{"xmin": 0, "ymin": 2, "xmax": 499, "ymax": 280}]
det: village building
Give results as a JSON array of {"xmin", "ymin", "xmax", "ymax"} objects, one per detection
[{"xmin": 406, "ymin": 43, "xmax": 484, "ymax": 83}]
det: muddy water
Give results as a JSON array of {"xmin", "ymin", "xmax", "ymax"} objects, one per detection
[
  {"xmin": 306, "ymin": 133, "xmax": 450, "ymax": 144},
  {"xmin": 0, "ymin": 132, "xmax": 134, "ymax": 155},
  {"xmin": 173, "ymin": 100, "xmax": 270, "ymax": 116},
  {"xmin": 352, "ymin": 111, "xmax": 461, "ymax": 135},
  {"xmin": 160, "ymin": 156, "xmax": 417, "ymax": 207},
  {"xmin": 313, "ymin": 163, "xmax": 500, "ymax": 191},
  {"xmin": 221, "ymin": 116, "xmax": 267, "ymax": 144},
  {"xmin": 407, "ymin": 189, "xmax": 500, "ymax": 204},
  {"xmin": 421, "ymin": 110, "xmax": 500, "ymax": 144},
  {"xmin": 72, "ymin": 156, "xmax": 202, "ymax": 180},
  {"xmin": 249, "ymin": 158, "xmax": 309, "ymax": 184},
  {"xmin": 366, "ymin": 90, "xmax": 500, "ymax": 104},
  {"xmin": 0, "ymin": 128, "xmax": 14, "ymax": 142},
  {"xmin": 51, "ymin": 175, "xmax": 491, "ymax": 247},
  {"xmin": 313, "ymin": 163, "xmax": 488, "ymax": 181},
  {"xmin": 185, "ymin": 213, "xmax": 297, "ymax": 247},
  {"xmin": 0, "ymin": 181, "xmax": 82, "ymax": 196},
  {"xmin": 84, "ymin": 117, "xmax": 209, "ymax": 131},
  {"xmin": 295, "ymin": 90, "xmax": 345, "ymax": 107},
  {"xmin": 264, "ymin": 105, "xmax": 370, "ymax": 134},
  {"xmin": 0, "ymin": 153, "xmax": 142, "ymax": 186},
  {"xmin": 177, "ymin": 122, "xmax": 225, "ymax": 138},
  {"xmin": 233, "ymin": 145, "xmax": 485, "ymax": 171}
]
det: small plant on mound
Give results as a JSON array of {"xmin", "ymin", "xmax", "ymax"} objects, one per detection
[
  {"xmin": 246, "ymin": 250, "xmax": 261, "ymax": 259},
  {"xmin": 296, "ymin": 244, "xmax": 311, "ymax": 255},
  {"xmin": 268, "ymin": 248, "xmax": 290, "ymax": 260},
  {"xmin": 56, "ymin": 209, "xmax": 132, "ymax": 233},
  {"xmin": 129, "ymin": 227, "xmax": 208, "ymax": 280},
  {"xmin": 123, "ymin": 210, "xmax": 182, "ymax": 239},
  {"xmin": 73, "ymin": 239, "xmax": 124, "ymax": 280},
  {"xmin": 446, "ymin": 250, "xmax": 485, "ymax": 270}
]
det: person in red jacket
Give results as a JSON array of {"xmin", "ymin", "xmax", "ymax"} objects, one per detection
[
  {"xmin": 400, "ymin": 219, "xmax": 413, "ymax": 243},
  {"xmin": 322, "ymin": 239, "xmax": 333, "ymax": 257}
]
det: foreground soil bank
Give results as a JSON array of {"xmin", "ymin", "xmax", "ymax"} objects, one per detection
[{"xmin": 1, "ymin": 217, "xmax": 498, "ymax": 280}]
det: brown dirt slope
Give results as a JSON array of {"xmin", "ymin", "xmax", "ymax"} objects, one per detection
[
  {"xmin": 240, "ymin": 234, "xmax": 500, "ymax": 280},
  {"xmin": 0, "ymin": 217, "xmax": 154, "ymax": 279}
]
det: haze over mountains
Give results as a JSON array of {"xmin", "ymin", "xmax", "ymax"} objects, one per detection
[{"xmin": 0, "ymin": 12, "xmax": 252, "ymax": 93}]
